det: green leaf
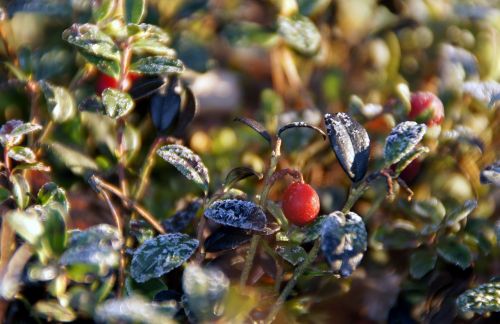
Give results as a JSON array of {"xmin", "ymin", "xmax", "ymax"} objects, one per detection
[
  {"xmin": 223, "ymin": 167, "xmax": 263, "ymax": 191},
  {"xmin": 182, "ymin": 264, "xmax": 229, "ymax": 322},
  {"xmin": 394, "ymin": 146, "xmax": 429, "ymax": 176},
  {"xmin": 130, "ymin": 233, "xmax": 198, "ymax": 283},
  {"xmin": 125, "ymin": 277, "xmax": 167, "ymax": 299},
  {"xmin": 409, "ymin": 249, "xmax": 437, "ymax": 279},
  {"xmin": 92, "ymin": 0, "xmax": 115, "ymax": 22},
  {"xmin": 38, "ymin": 182, "xmax": 69, "ymax": 212},
  {"xmin": 437, "ymin": 237, "xmax": 472, "ymax": 269},
  {"xmin": 47, "ymin": 142, "xmax": 99, "ymax": 175},
  {"xmin": 157, "ymin": 144, "xmax": 209, "ymax": 194},
  {"xmin": 0, "ymin": 120, "xmax": 42, "ymax": 147},
  {"xmin": 80, "ymin": 51, "xmax": 121, "ymax": 78},
  {"xmin": 124, "ymin": 0, "xmax": 146, "ymax": 24},
  {"xmin": 130, "ymin": 56, "xmax": 184, "ymax": 75},
  {"xmin": 8, "ymin": 146, "xmax": 36, "ymax": 163},
  {"xmin": 131, "ymin": 38, "xmax": 176, "ymax": 56},
  {"xmin": 122, "ymin": 122, "xmax": 141, "ymax": 161},
  {"xmin": 62, "ymin": 23, "xmax": 120, "ymax": 61},
  {"xmin": 10, "ymin": 173, "xmax": 30, "ymax": 209},
  {"xmin": 40, "ymin": 203, "xmax": 67, "ymax": 258},
  {"xmin": 277, "ymin": 14, "xmax": 321, "ymax": 56},
  {"xmin": 276, "ymin": 245, "xmax": 307, "ymax": 265},
  {"xmin": 102, "ymin": 88, "xmax": 135, "ymax": 119},
  {"xmin": 95, "ymin": 296, "xmax": 175, "ymax": 323},
  {"xmin": 444, "ymin": 199, "xmax": 477, "ymax": 227},
  {"xmin": 6, "ymin": 210, "xmax": 43, "ymax": 245},
  {"xmin": 127, "ymin": 24, "xmax": 170, "ymax": 43},
  {"xmin": 39, "ymin": 81, "xmax": 76, "ymax": 122},
  {"xmin": 0, "ymin": 186, "xmax": 10, "ymax": 204},
  {"xmin": 457, "ymin": 281, "xmax": 500, "ymax": 314},
  {"xmin": 34, "ymin": 300, "xmax": 76, "ymax": 322},
  {"xmin": 384, "ymin": 121, "xmax": 427, "ymax": 165},
  {"xmin": 412, "ymin": 198, "xmax": 446, "ymax": 224}
]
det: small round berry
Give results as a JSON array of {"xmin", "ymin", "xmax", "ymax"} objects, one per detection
[
  {"xmin": 282, "ymin": 182, "xmax": 320, "ymax": 226},
  {"xmin": 409, "ymin": 91, "xmax": 444, "ymax": 126}
]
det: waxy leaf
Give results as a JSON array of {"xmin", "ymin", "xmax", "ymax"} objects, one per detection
[
  {"xmin": 223, "ymin": 166, "xmax": 263, "ymax": 190},
  {"xmin": 324, "ymin": 113, "xmax": 370, "ymax": 182},
  {"xmin": 92, "ymin": 0, "xmax": 114, "ymax": 22},
  {"xmin": 234, "ymin": 117, "xmax": 272, "ymax": 143},
  {"xmin": 480, "ymin": 161, "xmax": 500, "ymax": 186},
  {"xmin": 204, "ymin": 226, "xmax": 252, "ymax": 253},
  {"xmin": 102, "ymin": 88, "xmax": 134, "ymax": 119},
  {"xmin": 444, "ymin": 199, "xmax": 477, "ymax": 227},
  {"xmin": 276, "ymin": 245, "xmax": 307, "ymax": 266},
  {"xmin": 157, "ymin": 144, "xmax": 209, "ymax": 194},
  {"xmin": 409, "ymin": 249, "xmax": 437, "ymax": 279},
  {"xmin": 39, "ymin": 81, "xmax": 76, "ymax": 122},
  {"xmin": 0, "ymin": 120, "xmax": 41, "ymax": 147},
  {"xmin": 80, "ymin": 51, "xmax": 120, "ymax": 78},
  {"xmin": 130, "ymin": 56, "xmax": 184, "ymax": 75},
  {"xmin": 150, "ymin": 81, "xmax": 181, "ymax": 133},
  {"xmin": 384, "ymin": 121, "xmax": 427, "ymax": 165},
  {"xmin": 40, "ymin": 203, "xmax": 67, "ymax": 257},
  {"xmin": 437, "ymin": 237, "xmax": 472, "ymax": 269},
  {"xmin": 130, "ymin": 233, "xmax": 198, "ymax": 283},
  {"xmin": 124, "ymin": 0, "xmax": 146, "ymax": 24},
  {"xmin": 277, "ymin": 122, "xmax": 326, "ymax": 140},
  {"xmin": 277, "ymin": 14, "xmax": 321, "ymax": 56},
  {"xmin": 62, "ymin": 23, "xmax": 120, "ymax": 61},
  {"xmin": 204, "ymin": 199, "xmax": 267, "ymax": 231},
  {"xmin": 173, "ymin": 86, "xmax": 197, "ymax": 136},
  {"xmin": 8, "ymin": 146, "xmax": 36, "ymax": 163},
  {"xmin": 7, "ymin": 209, "xmax": 43, "ymax": 245},
  {"xmin": 95, "ymin": 296, "xmax": 175, "ymax": 323},
  {"xmin": 182, "ymin": 264, "xmax": 229, "ymax": 322},
  {"xmin": 10, "ymin": 173, "xmax": 30, "ymax": 209},
  {"xmin": 320, "ymin": 211, "xmax": 367, "ymax": 277},
  {"xmin": 457, "ymin": 281, "xmax": 500, "ymax": 314}
]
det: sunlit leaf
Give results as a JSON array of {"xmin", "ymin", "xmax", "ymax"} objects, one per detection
[
  {"xmin": 39, "ymin": 80, "xmax": 76, "ymax": 122},
  {"xmin": 130, "ymin": 56, "xmax": 184, "ymax": 75},
  {"xmin": 95, "ymin": 296, "xmax": 175, "ymax": 323},
  {"xmin": 204, "ymin": 199, "xmax": 267, "ymax": 231},
  {"xmin": 277, "ymin": 14, "xmax": 321, "ymax": 56},
  {"xmin": 437, "ymin": 237, "xmax": 472, "ymax": 269},
  {"xmin": 457, "ymin": 281, "xmax": 500, "ymax": 314},
  {"xmin": 8, "ymin": 146, "xmax": 36, "ymax": 163},
  {"xmin": 384, "ymin": 121, "xmax": 427, "ymax": 165},
  {"xmin": 102, "ymin": 88, "xmax": 135, "ymax": 119}
]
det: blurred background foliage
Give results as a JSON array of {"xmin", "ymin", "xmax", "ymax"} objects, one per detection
[{"xmin": 1, "ymin": 0, "xmax": 500, "ymax": 322}]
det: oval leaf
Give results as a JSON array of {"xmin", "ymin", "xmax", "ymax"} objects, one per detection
[
  {"xmin": 444, "ymin": 199, "xmax": 477, "ymax": 227},
  {"xmin": 162, "ymin": 199, "xmax": 202, "ymax": 233},
  {"xmin": 324, "ymin": 113, "xmax": 370, "ymax": 182},
  {"xmin": 150, "ymin": 81, "xmax": 181, "ymax": 133},
  {"xmin": 409, "ymin": 249, "xmax": 437, "ymax": 279},
  {"xmin": 39, "ymin": 81, "xmax": 76, "ymax": 122},
  {"xmin": 62, "ymin": 23, "xmax": 120, "ymax": 61},
  {"xmin": 384, "ymin": 121, "xmax": 427, "ymax": 165},
  {"xmin": 277, "ymin": 14, "xmax": 321, "ymax": 56},
  {"xmin": 277, "ymin": 122, "xmax": 326, "ymax": 140},
  {"xmin": 40, "ymin": 203, "xmax": 68, "ymax": 257},
  {"xmin": 10, "ymin": 173, "xmax": 30, "ymax": 209},
  {"xmin": 234, "ymin": 116, "xmax": 271, "ymax": 144},
  {"xmin": 204, "ymin": 226, "xmax": 252, "ymax": 253},
  {"xmin": 102, "ymin": 88, "xmax": 134, "ymax": 119},
  {"xmin": 173, "ymin": 86, "xmax": 197, "ymax": 136},
  {"xmin": 276, "ymin": 245, "xmax": 307, "ymax": 266},
  {"xmin": 320, "ymin": 211, "xmax": 367, "ymax": 277},
  {"xmin": 457, "ymin": 281, "xmax": 500, "ymax": 314},
  {"xmin": 223, "ymin": 166, "xmax": 263, "ymax": 190},
  {"xmin": 124, "ymin": 0, "xmax": 146, "ymax": 24},
  {"xmin": 131, "ymin": 233, "xmax": 198, "ymax": 283},
  {"xmin": 8, "ymin": 146, "xmax": 36, "ymax": 163},
  {"xmin": 204, "ymin": 199, "xmax": 267, "ymax": 231},
  {"xmin": 437, "ymin": 237, "xmax": 472, "ymax": 269},
  {"xmin": 6, "ymin": 209, "xmax": 43, "ymax": 245},
  {"xmin": 157, "ymin": 144, "xmax": 209, "ymax": 194},
  {"xmin": 480, "ymin": 161, "xmax": 500, "ymax": 186},
  {"xmin": 130, "ymin": 56, "xmax": 184, "ymax": 75}
]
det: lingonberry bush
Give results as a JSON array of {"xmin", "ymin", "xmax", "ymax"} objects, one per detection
[{"xmin": 0, "ymin": 0, "xmax": 499, "ymax": 323}]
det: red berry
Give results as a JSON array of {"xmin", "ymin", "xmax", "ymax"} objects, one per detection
[
  {"xmin": 95, "ymin": 72, "xmax": 138, "ymax": 95},
  {"xmin": 409, "ymin": 91, "xmax": 444, "ymax": 126},
  {"xmin": 282, "ymin": 182, "xmax": 320, "ymax": 226}
]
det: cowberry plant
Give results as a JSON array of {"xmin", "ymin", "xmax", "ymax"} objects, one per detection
[{"xmin": 0, "ymin": 0, "xmax": 500, "ymax": 323}]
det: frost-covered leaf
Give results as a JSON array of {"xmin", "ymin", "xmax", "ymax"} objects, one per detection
[
  {"xmin": 409, "ymin": 249, "xmax": 437, "ymax": 279},
  {"xmin": 62, "ymin": 23, "xmax": 120, "ymax": 61},
  {"xmin": 384, "ymin": 121, "xmax": 427, "ymax": 165},
  {"xmin": 480, "ymin": 161, "xmax": 500, "ymax": 186},
  {"xmin": 320, "ymin": 211, "xmax": 367, "ymax": 277},
  {"xmin": 8, "ymin": 146, "xmax": 36, "ymax": 163},
  {"xmin": 102, "ymin": 88, "xmax": 134, "ymax": 119},
  {"xmin": 277, "ymin": 122, "xmax": 326, "ymax": 140},
  {"xmin": 234, "ymin": 116, "xmax": 271, "ymax": 143},
  {"xmin": 182, "ymin": 264, "xmax": 229, "ymax": 322},
  {"xmin": 223, "ymin": 166, "xmax": 263, "ymax": 190},
  {"xmin": 204, "ymin": 199, "xmax": 266, "ymax": 231},
  {"xmin": 276, "ymin": 245, "xmax": 307, "ymax": 266},
  {"xmin": 444, "ymin": 199, "xmax": 477, "ymax": 227},
  {"xmin": 457, "ymin": 281, "xmax": 500, "ymax": 314},
  {"xmin": 442, "ymin": 126, "xmax": 484, "ymax": 152},
  {"xmin": 95, "ymin": 296, "xmax": 175, "ymax": 323},
  {"xmin": 437, "ymin": 237, "xmax": 472, "ymax": 269},
  {"xmin": 34, "ymin": 300, "xmax": 76, "ymax": 322},
  {"xmin": 324, "ymin": 113, "xmax": 370, "ymax": 182},
  {"xmin": 60, "ymin": 224, "xmax": 121, "ymax": 272},
  {"xmin": 463, "ymin": 81, "xmax": 500, "ymax": 108},
  {"xmin": 157, "ymin": 144, "xmax": 209, "ymax": 194},
  {"xmin": 39, "ymin": 81, "xmax": 76, "ymax": 122},
  {"xmin": 0, "ymin": 120, "xmax": 41, "ymax": 147},
  {"xmin": 131, "ymin": 233, "xmax": 198, "ymax": 283},
  {"xmin": 277, "ymin": 14, "xmax": 321, "ymax": 56},
  {"xmin": 130, "ymin": 56, "xmax": 184, "ymax": 75},
  {"xmin": 204, "ymin": 226, "xmax": 252, "ymax": 253}
]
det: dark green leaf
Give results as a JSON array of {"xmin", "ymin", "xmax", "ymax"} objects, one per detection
[
  {"xmin": 412, "ymin": 198, "xmax": 446, "ymax": 224},
  {"xmin": 457, "ymin": 281, "xmax": 500, "ymax": 314},
  {"xmin": 173, "ymin": 86, "xmax": 197, "ymax": 136},
  {"xmin": 130, "ymin": 233, "xmax": 198, "ymax": 282},
  {"xmin": 92, "ymin": 0, "xmax": 115, "ymax": 22},
  {"xmin": 102, "ymin": 88, "xmax": 135, "ymax": 119},
  {"xmin": 125, "ymin": 277, "xmax": 167, "ymax": 299},
  {"xmin": 324, "ymin": 112, "xmax": 370, "ymax": 182},
  {"xmin": 384, "ymin": 121, "xmax": 427, "ymax": 165},
  {"xmin": 409, "ymin": 249, "xmax": 437, "ymax": 279},
  {"xmin": 223, "ymin": 166, "xmax": 263, "ymax": 190},
  {"xmin": 204, "ymin": 199, "xmax": 267, "ymax": 231},
  {"xmin": 204, "ymin": 226, "xmax": 252, "ymax": 253},
  {"xmin": 39, "ymin": 81, "xmax": 76, "ymax": 122},
  {"xmin": 38, "ymin": 182, "xmax": 69, "ymax": 212},
  {"xmin": 40, "ymin": 203, "xmax": 67, "ymax": 257},
  {"xmin": 130, "ymin": 56, "xmax": 184, "ymax": 75},
  {"xmin": 234, "ymin": 116, "xmax": 271, "ymax": 144},
  {"xmin": 278, "ymin": 122, "xmax": 326, "ymax": 140},
  {"xmin": 0, "ymin": 186, "xmax": 10, "ymax": 204},
  {"xmin": 394, "ymin": 146, "xmax": 429, "ymax": 176},
  {"xmin": 62, "ymin": 23, "xmax": 120, "ymax": 61},
  {"xmin": 124, "ymin": 0, "xmax": 146, "ymax": 24},
  {"xmin": 277, "ymin": 14, "xmax": 321, "ymax": 55},
  {"xmin": 157, "ymin": 144, "xmax": 209, "ymax": 194},
  {"xmin": 437, "ymin": 237, "xmax": 472, "ymax": 269},
  {"xmin": 150, "ymin": 81, "xmax": 181, "ymax": 133},
  {"xmin": 276, "ymin": 245, "xmax": 307, "ymax": 266},
  {"xmin": 80, "ymin": 51, "xmax": 121, "ymax": 78}
]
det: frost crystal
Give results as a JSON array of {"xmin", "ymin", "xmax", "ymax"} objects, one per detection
[{"xmin": 204, "ymin": 199, "xmax": 266, "ymax": 231}]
